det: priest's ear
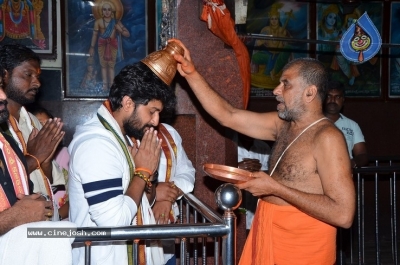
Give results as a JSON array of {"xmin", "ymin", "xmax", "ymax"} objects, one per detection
[{"xmin": 304, "ymin": 85, "xmax": 317, "ymax": 102}]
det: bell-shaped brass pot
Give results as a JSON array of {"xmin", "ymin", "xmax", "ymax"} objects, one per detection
[{"xmin": 141, "ymin": 41, "xmax": 184, "ymax": 85}]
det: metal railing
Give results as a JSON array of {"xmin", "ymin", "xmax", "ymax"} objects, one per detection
[
  {"xmin": 71, "ymin": 155, "xmax": 400, "ymax": 265},
  {"xmin": 337, "ymin": 156, "xmax": 400, "ymax": 265},
  {"xmin": 74, "ymin": 184, "xmax": 241, "ymax": 265}
]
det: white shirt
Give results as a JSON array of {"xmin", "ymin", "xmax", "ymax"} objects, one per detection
[
  {"xmin": 236, "ymin": 136, "xmax": 271, "ymax": 230},
  {"xmin": 7, "ymin": 107, "xmax": 65, "ymax": 221},
  {"xmin": 146, "ymin": 123, "xmax": 195, "ymax": 263},
  {"xmin": 237, "ymin": 139, "xmax": 270, "ymax": 170},
  {"xmin": 334, "ymin": 113, "xmax": 365, "ymax": 159}
]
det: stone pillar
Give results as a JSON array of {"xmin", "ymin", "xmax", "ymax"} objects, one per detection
[{"xmin": 173, "ymin": 1, "xmax": 246, "ymax": 262}]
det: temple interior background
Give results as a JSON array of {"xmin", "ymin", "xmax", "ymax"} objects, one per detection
[{"xmin": 14, "ymin": 0, "xmax": 400, "ymax": 260}]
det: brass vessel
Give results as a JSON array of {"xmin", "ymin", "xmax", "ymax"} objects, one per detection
[{"xmin": 141, "ymin": 41, "xmax": 184, "ymax": 85}]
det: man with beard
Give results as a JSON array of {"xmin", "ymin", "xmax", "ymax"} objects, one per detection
[
  {"xmin": 171, "ymin": 39, "xmax": 355, "ymax": 265},
  {"xmin": 0, "ymin": 65, "xmax": 76, "ymax": 265},
  {"xmin": 324, "ymin": 80, "xmax": 368, "ymax": 167},
  {"xmin": 0, "ymin": 44, "xmax": 67, "ymax": 221},
  {"xmin": 68, "ymin": 61, "xmax": 177, "ymax": 265}
]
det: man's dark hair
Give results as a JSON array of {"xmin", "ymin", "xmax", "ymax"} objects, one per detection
[
  {"xmin": 282, "ymin": 58, "xmax": 328, "ymax": 101},
  {"xmin": 0, "ymin": 64, "xmax": 4, "ymax": 85},
  {"xmin": 108, "ymin": 62, "xmax": 176, "ymax": 114},
  {"xmin": 326, "ymin": 80, "xmax": 345, "ymax": 94},
  {"xmin": 0, "ymin": 44, "xmax": 41, "ymax": 73}
]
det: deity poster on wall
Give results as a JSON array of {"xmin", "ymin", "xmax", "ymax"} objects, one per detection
[
  {"xmin": 64, "ymin": 0, "xmax": 147, "ymax": 98},
  {"xmin": 317, "ymin": 2, "xmax": 383, "ymax": 97},
  {"xmin": 389, "ymin": 2, "xmax": 400, "ymax": 98},
  {"xmin": 316, "ymin": 3, "xmax": 341, "ymax": 65},
  {"xmin": 245, "ymin": 0, "xmax": 309, "ymax": 97},
  {"xmin": 0, "ymin": 0, "xmax": 55, "ymax": 58}
]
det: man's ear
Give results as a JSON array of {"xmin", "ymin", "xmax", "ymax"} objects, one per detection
[
  {"xmin": 121, "ymin": 95, "xmax": 135, "ymax": 112},
  {"xmin": 3, "ymin": 70, "xmax": 9, "ymax": 83},
  {"xmin": 304, "ymin": 85, "xmax": 317, "ymax": 102}
]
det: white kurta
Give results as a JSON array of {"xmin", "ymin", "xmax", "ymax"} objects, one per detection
[
  {"xmin": 7, "ymin": 107, "xmax": 65, "ymax": 221},
  {"xmin": 156, "ymin": 123, "xmax": 195, "ymax": 263},
  {"xmin": 69, "ymin": 104, "xmax": 163, "ymax": 265}
]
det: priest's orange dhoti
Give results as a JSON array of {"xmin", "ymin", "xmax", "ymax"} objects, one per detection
[{"xmin": 239, "ymin": 200, "xmax": 337, "ymax": 265}]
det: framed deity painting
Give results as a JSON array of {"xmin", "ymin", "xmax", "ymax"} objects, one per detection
[
  {"xmin": 244, "ymin": 0, "xmax": 309, "ymax": 97},
  {"xmin": 0, "ymin": 0, "xmax": 56, "ymax": 59},
  {"xmin": 316, "ymin": 2, "xmax": 383, "ymax": 97},
  {"xmin": 63, "ymin": 0, "xmax": 149, "ymax": 98},
  {"xmin": 389, "ymin": 2, "xmax": 400, "ymax": 98}
]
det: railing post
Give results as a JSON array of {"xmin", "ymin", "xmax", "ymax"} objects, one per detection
[
  {"xmin": 222, "ymin": 209, "xmax": 236, "ymax": 265},
  {"xmin": 215, "ymin": 183, "xmax": 242, "ymax": 265},
  {"xmin": 375, "ymin": 172, "xmax": 381, "ymax": 263},
  {"xmin": 84, "ymin": 241, "xmax": 91, "ymax": 265},
  {"xmin": 180, "ymin": 238, "xmax": 186, "ymax": 265},
  {"xmin": 394, "ymin": 174, "xmax": 398, "ymax": 265},
  {"xmin": 133, "ymin": 239, "xmax": 139, "ymax": 265}
]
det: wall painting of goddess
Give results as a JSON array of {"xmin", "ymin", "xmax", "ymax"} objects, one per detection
[
  {"xmin": 317, "ymin": 2, "xmax": 382, "ymax": 98},
  {"xmin": 389, "ymin": 2, "xmax": 400, "ymax": 98},
  {"xmin": 0, "ymin": 0, "xmax": 56, "ymax": 58},
  {"xmin": 64, "ymin": 0, "xmax": 148, "ymax": 98},
  {"xmin": 245, "ymin": 0, "xmax": 309, "ymax": 97}
]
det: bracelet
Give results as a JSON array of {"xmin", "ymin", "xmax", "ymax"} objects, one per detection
[
  {"xmin": 25, "ymin": 153, "xmax": 41, "ymax": 169},
  {"xmin": 135, "ymin": 167, "xmax": 152, "ymax": 176},
  {"xmin": 134, "ymin": 171, "xmax": 152, "ymax": 188}
]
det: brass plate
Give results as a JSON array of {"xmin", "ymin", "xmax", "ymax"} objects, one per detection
[{"xmin": 203, "ymin": 163, "xmax": 253, "ymax": 184}]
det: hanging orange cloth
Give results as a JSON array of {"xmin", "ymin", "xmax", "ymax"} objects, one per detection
[{"xmin": 201, "ymin": 0, "xmax": 251, "ymax": 109}]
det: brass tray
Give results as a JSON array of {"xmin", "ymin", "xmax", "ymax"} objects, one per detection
[{"xmin": 203, "ymin": 163, "xmax": 253, "ymax": 184}]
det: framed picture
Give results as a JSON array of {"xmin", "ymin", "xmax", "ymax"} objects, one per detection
[
  {"xmin": 0, "ymin": 0, "xmax": 56, "ymax": 59},
  {"xmin": 63, "ymin": 0, "xmax": 149, "ymax": 98},
  {"xmin": 244, "ymin": 0, "xmax": 309, "ymax": 97},
  {"xmin": 389, "ymin": 2, "xmax": 400, "ymax": 98},
  {"xmin": 316, "ymin": 2, "xmax": 383, "ymax": 97}
]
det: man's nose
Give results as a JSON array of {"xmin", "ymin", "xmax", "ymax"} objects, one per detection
[
  {"xmin": 151, "ymin": 114, "xmax": 160, "ymax": 127},
  {"xmin": 32, "ymin": 76, "xmax": 41, "ymax": 88},
  {"xmin": 273, "ymin": 83, "xmax": 282, "ymax": 96}
]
